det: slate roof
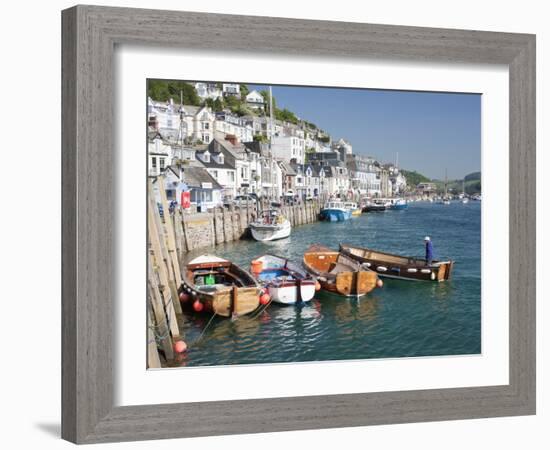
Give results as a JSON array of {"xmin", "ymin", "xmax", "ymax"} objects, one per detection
[{"xmin": 164, "ymin": 165, "xmax": 223, "ymax": 190}]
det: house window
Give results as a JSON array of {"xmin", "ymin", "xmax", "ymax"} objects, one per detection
[
  {"xmin": 202, "ymin": 134, "xmax": 210, "ymax": 142},
  {"xmin": 203, "ymin": 122, "xmax": 209, "ymax": 130},
  {"xmin": 167, "ymin": 117, "xmax": 172, "ymax": 128},
  {"xmin": 203, "ymin": 152, "xmax": 210, "ymax": 163},
  {"xmin": 212, "ymin": 170, "xmax": 218, "ymax": 178},
  {"xmin": 228, "ymin": 171, "xmax": 235, "ymax": 182},
  {"xmin": 218, "ymin": 154, "xmax": 224, "ymax": 164},
  {"xmin": 151, "ymin": 157, "xmax": 157, "ymax": 170},
  {"xmin": 159, "ymin": 158, "xmax": 165, "ymax": 171}
]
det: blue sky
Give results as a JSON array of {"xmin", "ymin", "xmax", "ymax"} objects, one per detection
[{"xmin": 249, "ymin": 84, "xmax": 480, "ymax": 180}]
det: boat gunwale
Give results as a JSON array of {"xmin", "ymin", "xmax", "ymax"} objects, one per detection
[{"xmin": 339, "ymin": 243, "xmax": 453, "ymax": 268}]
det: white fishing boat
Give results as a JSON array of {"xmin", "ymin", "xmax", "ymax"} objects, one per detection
[
  {"xmin": 249, "ymin": 210, "xmax": 291, "ymax": 242},
  {"xmin": 250, "ymin": 254, "xmax": 317, "ymax": 304},
  {"xmin": 321, "ymin": 201, "xmax": 352, "ymax": 221}
]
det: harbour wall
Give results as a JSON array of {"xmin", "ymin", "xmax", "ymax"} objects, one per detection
[{"xmin": 174, "ymin": 201, "xmax": 322, "ymax": 255}]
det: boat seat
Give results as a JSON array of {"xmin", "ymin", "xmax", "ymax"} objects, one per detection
[{"xmin": 329, "ymin": 262, "xmax": 350, "ymax": 274}]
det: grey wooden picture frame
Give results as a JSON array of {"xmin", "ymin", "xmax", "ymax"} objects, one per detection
[{"xmin": 62, "ymin": 4, "xmax": 536, "ymax": 444}]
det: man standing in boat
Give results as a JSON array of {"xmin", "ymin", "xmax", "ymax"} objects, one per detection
[{"xmin": 425, "ymin": 236, "xmax": 434, "ymax": 265}]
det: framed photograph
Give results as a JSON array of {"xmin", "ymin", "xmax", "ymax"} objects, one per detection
[{"xmin": 62, "ymin": 5, "xmax": 536, "ymax": 444}]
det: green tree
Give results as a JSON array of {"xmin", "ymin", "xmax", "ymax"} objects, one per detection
[
  {"xmin": 239, "ymin": 84, "xmax": 250, "ymax": 98},
  {"xmin": 276, "ymin": 108, "xmax": 298, "ymax": 124},
  {"xmin": 259, "ymin": 90, "xmax": 275, "ymax": 115},
  {"xmin": 400, "ymin": 169, "xmax": 430, "ymax": 187},
  {"xmin": 253, "ymin": 134, "xmax": 269, "ymax": 143},
  {"xmin": 147, "ymin": 80, "xmax": 201, "ymax": 105}
]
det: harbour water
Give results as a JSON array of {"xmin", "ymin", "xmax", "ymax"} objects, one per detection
[{"xmin": 173, "ymin": 201, "xmax": 481, "ymax": 367}]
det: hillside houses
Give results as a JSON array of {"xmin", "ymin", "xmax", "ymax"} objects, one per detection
[{"xmin": 147, "ymin": 90, "xmax": 408, "ymax": 208}]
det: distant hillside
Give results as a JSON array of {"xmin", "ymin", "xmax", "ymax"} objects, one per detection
[
  {"xmin": 465, "ymin": 171, "xmax": 481, "ymax": 182},
  {"xmin": 433, "ymin": 171, "xmax": 481, "ymax": 195},
  {"xmin": 400, "ymin": 170, "xmax": 430, "ymax": 187}
]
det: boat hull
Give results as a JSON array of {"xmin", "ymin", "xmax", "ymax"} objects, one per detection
[
  {"xmin": 250, "ymin": 220, "xmax": 291, "ymax": 242},
  {"xmin": 340, "ymin": 244, "xmax": 453, "ymax": 282},
  {"xmin": 303, "ymin": 244, "xmax": 379, "ymax": 297},
  {"xmin": 363, "ymin": 205, "xmax": 386, "ymax": 212},
  {"xmin": 321, "ymin": 208, "xmax": 351, "ymax": 222},
  {"xmin": 180, "ymin": 255, "xmax": 261, "ymax": 317},
  {"xmin": 267, "ymin": 281, "xmax": 316, "ymax": 304},
  {"xmin": 252, "ymin": 254, "xmax": 316, "ymax": 304}
]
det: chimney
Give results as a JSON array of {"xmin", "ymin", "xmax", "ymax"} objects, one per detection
[{"xmin": 226, "ymin": 134, "xmax": 238, "ymax": 146}]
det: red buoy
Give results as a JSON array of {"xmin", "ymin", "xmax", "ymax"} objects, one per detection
[
  {"xmin": 179, "ymin": 291, "xmax": 190, "ymax": 302},
  {"xmin": 174, "ymin": 340, "xmax": 187, "ymax": 353},
  {"xmin": 259, "ymin": 293, "xmax": 271, "ymax": 305},
  {"xmin": 193, "ymin": 300, "xmax": 204, "ymax": 312},
  {"xmin": 376, "ymin": 279, "xmax": 384, "ymax": 288}
]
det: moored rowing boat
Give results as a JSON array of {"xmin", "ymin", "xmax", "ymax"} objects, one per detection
[
  {"xmin": 251, "ymin": 254, "xmax": 317, "ymax": 304},
  {"xmin": 179, "ymin": 255, "xmax": 262, "ymax": 317},
  {"xmin": 303, "ymin": 244, "xmax": 381, "ymax": 297},
  {"xmin": 339, "ymin": 243, "xmax": 453, "ymax": 282}
]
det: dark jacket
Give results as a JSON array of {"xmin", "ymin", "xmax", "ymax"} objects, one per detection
[{"xmin": 425, "ymin": 241, "xmax": 434, "ymax": 261}]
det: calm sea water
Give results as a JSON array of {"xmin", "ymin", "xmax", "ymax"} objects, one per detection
[{"xmin": 172, "ymin": 201, "xmax": 481, "ymax": 367}]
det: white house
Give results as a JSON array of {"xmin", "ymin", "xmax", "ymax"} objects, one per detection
[
  {"xmin": 319, "ymin": 165, "xmax": 350, "ymax": 196},
  {"xmin": 194, "ymin": 82, "xmax": 222, "ymax": 100},
  {"xmin": 271, "ymin": 135, "xmax": 306, "ymax": 164},
  {"xmin": 147, "ymin": 98, "xmax": 181, "ymax": 140},
  {"xmin": 222, "ymin": 83, "xmax": 240, "ymax": 97},
  {"xmin": 333, "ymin": 138, "xmax": 353, "ymax": 155},
  {"xmin": 148, "ymin": 99, "xmax": 216, "ymax": 144},
  {"xmin": 245, "ymin": 90, "xmax": 265, "ymax": 110},
  {"xmin": 214, "ymin": 112, "xmax": 254, "ymax": 143},
  {"xmin": 195, "ymin": 147, "xmax": 237, "ymax": 199},
  {"xmin": 148, "ymin": 134, "xmax": 173, "ymax": 176}
]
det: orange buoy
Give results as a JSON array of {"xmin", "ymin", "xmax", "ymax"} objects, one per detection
[
  {"xmin": 193, "ymin": 300, "xmax": 204, "ymax": 312},
  {"xmin": 376, "ymin": 279, "xmax": 384, "ymax": 288},
  {"xmin": 174, "ymin": 340, "xmax": 187, "ymax": 353},
  {"xmin": 250, "ymin": 260, "xmax": 264, "ymax": 275},
  {"xmin": 314, "ymin": 281, "xmax": 321, "ymax": 291},
  {"xmin": 259, "ymin": 293, "xmax": 271, "ymax": 305}
]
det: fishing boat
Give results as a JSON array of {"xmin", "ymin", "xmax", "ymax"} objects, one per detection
[
  {"xmin": 303, "ymin": 244, "xmax": 381, "ymax": 297},
  {"xmin": 250, "ymin": 254, "xmax": 317, "ymax": 304},
  {"xmin": 339, "ymin": 243, "xmax": 454, "ymax": 282},
  {"xmin": 249, "ymin": 209, "xmax": 291, "ymax": 242},
  {"xmin": 362, "ymin": 198, "xmax": 388, "ymax": 212},
  {"xmin": 179, "ymin": 255, "xmax": 262, "ymax": 317},
  {"xmin": 321, "ymin": 201, "xmax": 351, "ymax": 222},
  {"xmin": 344, "ymin": 201, "xmax": 362, "ymax": 217},
  {"xmin": 388, "ymin": 198, "xmax": 408, "ymax": 210}
]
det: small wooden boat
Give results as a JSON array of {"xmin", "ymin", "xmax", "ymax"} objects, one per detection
[
  {"xmin": 303, "ymin": 244, "xmax": 380, "ymax": 297},
  {"xmin": 249, "ymin": 209, "xmax": 291, "ymax": 242},
  {"xmin": 179, "ymin": 255, "xmax": 262, "ymax": 317},
  {"xmin": 251, "ymin": 254, "xmax": 317, "ymax": 304},
  {"xmin": 339, "ymin": 243, "xmax": 454, "ymax": 282}
]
